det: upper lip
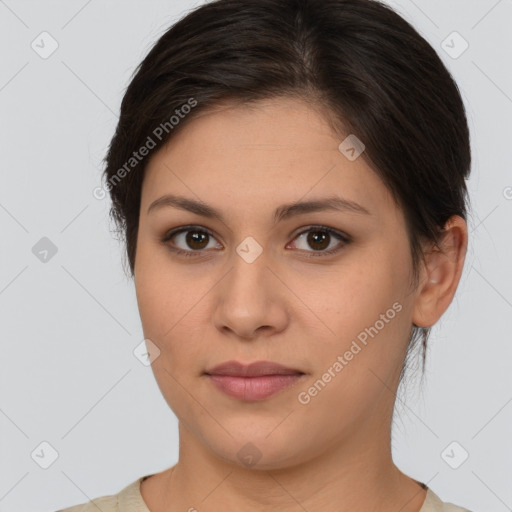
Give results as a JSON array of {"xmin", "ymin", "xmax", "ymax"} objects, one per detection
[{"xmin": 205, "ymin": 360, "xmax": 304, "ymax": 377}]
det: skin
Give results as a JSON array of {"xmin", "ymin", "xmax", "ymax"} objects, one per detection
[{"xmin": 134, "ymin": 97, "xmax": 467, "ymax": 512}]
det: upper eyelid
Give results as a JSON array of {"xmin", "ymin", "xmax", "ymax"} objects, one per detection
[
  {"xmin": 293, "ymin": 225, "xmax": 349, "ymax": 239},
  {"xmin": 164, "ymin": 225, "xmax": 219, "ymax": 242}
]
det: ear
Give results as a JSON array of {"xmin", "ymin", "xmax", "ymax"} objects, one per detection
[{"xmin": 412, "ymin": 215, "xmax": 468, "ymax": 328}]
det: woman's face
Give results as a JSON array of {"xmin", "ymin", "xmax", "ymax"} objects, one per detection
[{"xmin": 134, "ymin": 97, "xmax": 423, "ymax": 469}]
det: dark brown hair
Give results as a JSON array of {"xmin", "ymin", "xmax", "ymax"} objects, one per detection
[{"xmin": 102, "ymin": 0, "xmax": 471, "ymax": 381}]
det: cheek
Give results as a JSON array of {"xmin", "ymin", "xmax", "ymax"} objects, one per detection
[
  {"xmin": 310, "ymin": 240, "xmax": 413, "ymax": 364},
  {"xmin": 134, "ymin": 267, "xmax": 168, "ymax": 338},
  {"xmin": 134, "ymin": 236, "xmax": 184, "ymax": 331},
  {"xmin": 295, "ymin": 260, "xmax": 410, "ymax": 431},
  {"xmin": 134, "ymin": 246, "xmax": 210, "ymax": 368}
]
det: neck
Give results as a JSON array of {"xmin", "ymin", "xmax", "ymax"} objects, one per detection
[{"xmin": 146, "ymin": 416, "xmax": 426, "ymax": 512}]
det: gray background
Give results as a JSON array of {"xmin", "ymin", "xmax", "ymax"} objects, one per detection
[{"xmin": 0, "ymin": 1, "xmax": 511, "ymax": 511}]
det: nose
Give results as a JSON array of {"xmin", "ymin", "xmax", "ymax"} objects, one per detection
[{"xmin": 212, "ymin": 249, "xmax": 289, "ymax": 341}]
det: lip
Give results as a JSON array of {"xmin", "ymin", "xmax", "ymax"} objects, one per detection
[
  {"xmin": 205, "ymin": 360, "xmax": 304, "ymax": 377},
  {"xmin": 207, "ymin": 374, "xmax": 304, "ymax": 401},
  {"xmin": 204, "ymin": 360, "xmax": 305, "ymax": 401}
]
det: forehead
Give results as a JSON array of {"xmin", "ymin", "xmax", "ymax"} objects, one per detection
[{"xmin": 141, "ymin": 97, "xmax": 399, "ymax": 222}]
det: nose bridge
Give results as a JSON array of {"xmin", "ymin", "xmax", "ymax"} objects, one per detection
[
  {"xmin": 212, "ymin": 238, "xmax": 288, "ymax": 338},
  {"xmin": 226, "ymin": 239, "xmax": 270, "ymax": 305}
]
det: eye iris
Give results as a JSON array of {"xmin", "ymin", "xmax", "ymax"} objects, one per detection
[
  {"xmin": 186, "ymin": 231, "xmax": 209, "ymax": 250},
  {"xmin": 307, "ymin": 230, "xmax": 330, "ymax": 251}
]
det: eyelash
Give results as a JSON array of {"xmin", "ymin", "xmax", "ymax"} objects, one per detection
[{"xmin": 161, "ymin": 225, "xmax": 351, "ymax": 259}]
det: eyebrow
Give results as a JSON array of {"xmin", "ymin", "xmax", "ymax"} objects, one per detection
[{"xmin": 147, "ymin": 193, "xmax": 371, "ymax": 224}]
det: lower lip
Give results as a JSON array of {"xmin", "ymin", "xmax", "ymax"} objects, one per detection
[{"xmin": 207, "ymin": 374, "xmax": 304, "ymax": 401}]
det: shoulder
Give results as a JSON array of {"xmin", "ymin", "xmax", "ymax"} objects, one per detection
[
  {"xmin": 423, "ymin": 488, "xmax": 474, "ymax": 512},
  {"xmin": 55, "ymin": 475, "xmax": 150, "ymax": 512},
  {"xmin": 56, "ymin": 493, "xmax": 118, "ymax": 512},
  {"xmin": 441, "ymin": 504, "xmax": 473, "ymax": 512}
]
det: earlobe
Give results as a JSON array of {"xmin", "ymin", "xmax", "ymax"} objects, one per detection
[{"xmin": 412, "ymin": 216, "xmax": 468, "ymax": 328}]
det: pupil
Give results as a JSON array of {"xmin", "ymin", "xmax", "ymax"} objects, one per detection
[{"xmin": 308, "ymin": 231, "xmax": 329, "ymax": 250}]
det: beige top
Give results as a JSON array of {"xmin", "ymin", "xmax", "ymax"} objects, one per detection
[{"xmin": 56, "ymin": 475, "xmax": 473, "ymax": 512}]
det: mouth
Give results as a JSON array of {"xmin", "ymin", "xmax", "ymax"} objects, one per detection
[
  {"xmin": 204, "ymin": 360, "xmax": 305, "ymax": 377},
  {"xmin": 204, "ymin": 360, "xmax": 305, "ymax": 401}
]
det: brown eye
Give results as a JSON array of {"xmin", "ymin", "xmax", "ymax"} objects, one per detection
[
  {"xmin": 162, "ymin": 226, "xmax": 221, "ymax": 256},
  {"xmin": 184, "ymin": 230, "xmax": 210, "ymax": 250},
  {"xmin": 290, "ymin": 226, "xmax": 350, "ymax": 257},
  {"xmin": 306, "ymin": 230, "xmax": 330, "ymax": 251}
]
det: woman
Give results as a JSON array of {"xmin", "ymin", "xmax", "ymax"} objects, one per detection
[{"xmin": 58, "ymin": 0, "xmax": 474, "ymax": 510}]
